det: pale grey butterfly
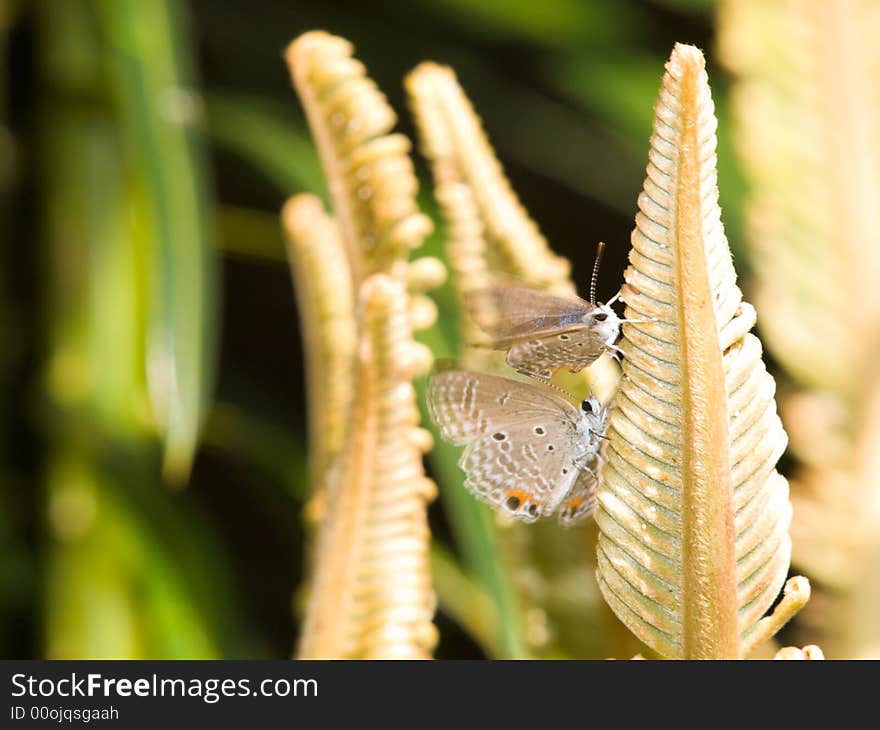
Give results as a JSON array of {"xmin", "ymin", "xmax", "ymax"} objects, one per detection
[
  {"xmin": 427, "ymin": 369, "xmax": 608, "ymax": 526},
  {"xmin": 464, "ymin": 242, "xmax": 649, "ymax": 379}
]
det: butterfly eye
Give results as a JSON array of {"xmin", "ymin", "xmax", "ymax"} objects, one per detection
[
  {"xmin": 581, "ymin": 400, "xmax": 594, "ymax": 413},
  {"xmin": 594, "ymin": 312, "xmax": 609, "ymax": 322}
]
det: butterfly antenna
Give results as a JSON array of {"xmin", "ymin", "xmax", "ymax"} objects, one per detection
[
  {"xmin": 527, "ymin": 373, "xmax": 578, "ymax": 404},
  {"xmin": 590, "ymin": 241, "xmax": 605, "ymax": 305}
]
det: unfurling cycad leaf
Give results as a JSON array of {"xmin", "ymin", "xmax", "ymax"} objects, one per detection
[
  {"xmin": 596, "ymin": 43, "xmax": 797, "ymax": 659},
  {"xmin": 297, "ymin": 275, "xmax": 437, "ymax": 659},
  {"xmin": 406, "ymin": 62, "xmax": 620, "ymax": 400},
  {"xmin": 718, "ymin": 0, "xmax": 880, "ymax": 394},
  {"xmin": 406, "ymin": 63, "xmax": 572, "ymax": 293},
  {"xmin": 286, "ymin": 32, "xmax": 433, "ymax": 283},
  {"xmin": 282, "ymin": 195, "xmax": 357, "ymax": 520},
  {"xmin": 719, "ymin": 0, "xmax": 880, "ymax": 658},
  {"xmin": 285, "ymin": 32, "xmax": 441, "ymax": 659}
]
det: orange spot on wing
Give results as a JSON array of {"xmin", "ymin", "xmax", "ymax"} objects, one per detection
[{"xmin": 504, "ymin": 488, "xmax": 543, "ymax": 513}]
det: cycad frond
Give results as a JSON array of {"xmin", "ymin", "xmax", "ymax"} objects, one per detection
[
  {"xmin": 286, "ymin": 32, "xmax": 433, "ymax": 282},
  {"xmin": 283, "ymin": 195, "xmax": 357, "ymax": 518},
  {"xmin": 719, "ymin": 0, "xmax": 880, "ymax": 657},
  {"xmin": 719, "ymin": 0, "xmax": 880, "ymax": 392},
  {"xmin": 298, "ymin": 275, "xmax": 437, "ymax": 658},
  {"xmin": 597, "ymin": 43, "xmax": 797, "ymax": 659},
  {"xmin": 287, "ymin": 32, "xmax": 441, "ymax": 659},
  {"xmin": 407, "ymin": 63, "xmax": 572, "ymax": 292}
]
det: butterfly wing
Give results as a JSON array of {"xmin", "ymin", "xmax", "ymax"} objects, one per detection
[
  {"xmin": 427, "ymin": 370, "xmax": 583, "ymax": 522},
  {"xmin": 465, "ymin": 285, "xmax": 594, "ymax": 342},
  {"xmin": 557, "ymin": 467, "xmax": 598, "ymax": 527},
  {"xmin": 459, "ymin": 422, "xmax": 583, "ymax": 522},
  {"xmin": 506, "ymin": 329, "xmax": 610, "ymax": 379},
  {"xmin": 465, "ymin": 285, "xmax": 610, "ymax": 378},
  {"xmin": 427, "ymin": 369, "xmax": 579, "ymax": 445}
]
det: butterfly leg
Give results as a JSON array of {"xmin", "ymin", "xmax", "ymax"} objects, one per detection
[
  {"xmin": 558, "ymin": 492, "xmax": 598, "ymax": 526},
  {"xmin": 558, "ymin": 462, "xmax": 599, "ymax": 526},
  {"xmin": 575, "ymin": 459, "xmax": 596, "ymax": 479},
  {"xmin": 607, "ymin": 343, "xmax": 625, "ymax": 361}
]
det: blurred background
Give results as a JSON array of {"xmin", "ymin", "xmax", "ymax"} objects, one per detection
[{"xmin": 2, "ymin": 0, "xmax": 876, "ymax": 659}]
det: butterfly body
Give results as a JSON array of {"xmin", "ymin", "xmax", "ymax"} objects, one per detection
[
  {"xmin": 465, "ymin": 285, "xmax": 621, "ymax": 379},
  {"xmin": 427, "ymin": 369, "xmax": 607, "ymax": 525}
]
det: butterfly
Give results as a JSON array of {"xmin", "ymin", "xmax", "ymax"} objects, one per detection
[
  {"xmin": 464, "ymin": 242, "xmax": 647, "ymax": 379},
  {"xmin": 465, "ymin": 284, "xmax": 623, "ymax": 379},
  {"xmin": 427, "ymin": 369, "xmax": 608, "ymax": 526}
]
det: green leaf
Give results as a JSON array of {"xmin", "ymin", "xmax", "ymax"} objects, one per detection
[{"xmin": 98, "ymin": 0, "xmax": 218, "ymax": 482}]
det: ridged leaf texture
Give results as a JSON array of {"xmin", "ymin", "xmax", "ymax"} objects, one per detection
[
  {"xmin": 283, "ymin": 195, "xmax": 357, "ymax": 517},
  {"xmin": 719, "ymin": 0, "xmax": 880, "ymax": 658},
  {"xmin": 297, "ymin": 275, "xmax": 437, "ymax": 659},
  {"xmin": 596, "ymin": 44, "xmax": 792, "ymax": 659},
  {"xmin": 407, "ymin": 63, "xmax": 572, "ymax": 292},
  {"xmin": 286, "ymin": 32, "xmax": 441, "ymax": 659},
  {"xmin": 286, "ymin": 32, "xmax": 433, "ymax": 283},
  {"xmin": 719, "ymin": 0, "xmax": 880, "ymax": 394}
]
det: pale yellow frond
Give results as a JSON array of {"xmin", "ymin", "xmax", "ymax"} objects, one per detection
[
  {"xmin": 775, "ymin": 644, "xmax": 825, "ymax": 660},
  {"xmin": 719, "ymin": 0, "xmax": 880, "ymax": 658},
  {"xmin": 596, "ymin": 44, "xmax": 794, "ymax": 659},
  {"xmin": 286, "ymin": 32, "xmax": 433, "ymax": 282},
  {"xmin": 298, "ymin": 274, "xmax": 437, "ymax": 659},
  {"xmin": 406, "ymin": 62, "xmax": 572, "ymax": 291},
  {"xmin": 283, "ymin": 195, "xmax": 357, "ymax": 519},
  {"xmin": 406, "ymin": 61, "xmax": 619, "ymax": 398},
  {"xmin": 718, "ymin": 0, "xmax": 880, "ymax": 393},
  {"xmin": 286, "ymin": 32, "xmax": 442, "ymax": 659}
]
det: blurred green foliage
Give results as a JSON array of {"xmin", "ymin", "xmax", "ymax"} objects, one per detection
[{"xmin": 0, "ymin": 0, "xmax": 745, "ymax": 658}]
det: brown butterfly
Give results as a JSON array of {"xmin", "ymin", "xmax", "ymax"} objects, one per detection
[{"xmin": 465, "ymin": 243, "xmax": 641, "ymax": 379}]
